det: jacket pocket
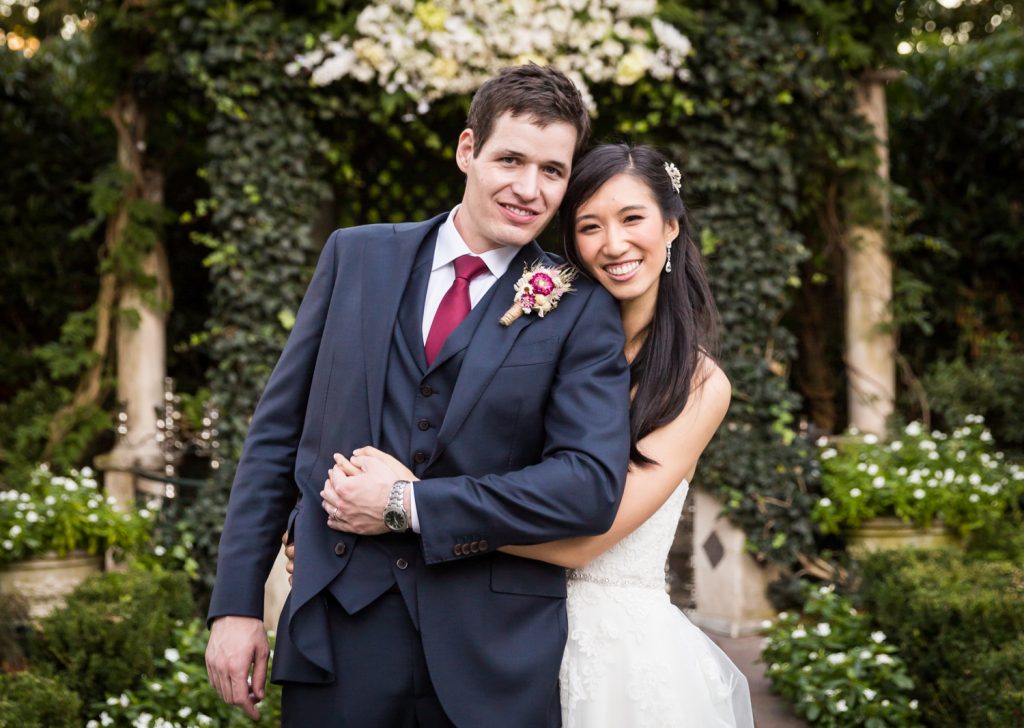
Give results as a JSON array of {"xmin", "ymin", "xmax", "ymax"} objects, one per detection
[
  {"xmin": 499, "ymin": 336, "xmax": 558, "ymax": 368},
  {"xmin": 490, "ymin": 553, "xmax": 567, "ymax": 598}
]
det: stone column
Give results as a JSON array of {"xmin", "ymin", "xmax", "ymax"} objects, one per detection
[
  {"xmin": 690, "ymin": 487, "xmax": 780, "ymax": 637},
  {"xmin": 845, "ymin": 70, "xmax": 899, "ymax": 436}
]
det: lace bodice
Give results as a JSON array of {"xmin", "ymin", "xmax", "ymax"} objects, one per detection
[{"xmin": 569, "ymin": 480, "xmax": 689, "ymax": 590}]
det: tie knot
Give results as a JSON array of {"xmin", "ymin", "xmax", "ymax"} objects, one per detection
[{"xmin": 453, "ymin": 254, "xmax": 489, "ymax": 282}]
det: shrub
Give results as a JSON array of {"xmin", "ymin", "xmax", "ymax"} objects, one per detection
[
  {"xmin": 860, "ymin": 549, "xmax": 1024, "ymax": 727},
  {"xmin": 86, "ymin": 619, "xmax": 282, "ymax": 728},
  {"xmin": 0, "ymin": 671, "xmax": 81, "ymax": 728},
  {"xmin": 34, "ymin": 568, "xmax": 193, "ymax": 707},
  {"xmin": 961, "ymin": 637, "xmax": 1024, "ymax": 727},
  {"xmin": 761, "ymin": 583, "xmax": 921, "ymax": 727}
]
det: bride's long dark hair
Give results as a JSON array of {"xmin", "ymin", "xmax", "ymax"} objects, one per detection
[{"xmin": 560, "ymin": 143, "xmax": 720, "ymax": 466}]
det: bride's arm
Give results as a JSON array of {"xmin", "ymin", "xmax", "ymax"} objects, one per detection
[{"xmin": 500, "ymin": 362, "xmax": 731, "ymax": 569}]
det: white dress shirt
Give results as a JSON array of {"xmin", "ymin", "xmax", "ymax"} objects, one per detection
[{"xmin": 408, "ymin": 206, "xmax": 519, "ymax": 532}]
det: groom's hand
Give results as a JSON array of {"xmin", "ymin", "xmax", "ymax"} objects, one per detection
[
  {"xmin": 322, "ymin": 454, "xmax": 396, "ymax": 535},
  {"xmin": 206, "ymin": 615, "xmax": 269, "ymax": 720}
]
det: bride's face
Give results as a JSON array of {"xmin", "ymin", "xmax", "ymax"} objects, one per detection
[{"xmin": 573, "ymin": 173, "xmax": 679, "ymax": 308}]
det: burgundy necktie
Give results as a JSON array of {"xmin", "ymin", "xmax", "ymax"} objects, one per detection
[{"xmin": 425, "ymin": 254, "xmax": 489, "ymax": 366}]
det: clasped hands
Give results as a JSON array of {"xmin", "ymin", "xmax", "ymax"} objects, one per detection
[{"xmin": 320, "ymin": 447, "xmax": 417, "ymax": 535}]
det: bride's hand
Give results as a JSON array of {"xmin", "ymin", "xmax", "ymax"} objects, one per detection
[{"xmin": 352, "ymin": 446, "xmax": 418, "ymax": 482}]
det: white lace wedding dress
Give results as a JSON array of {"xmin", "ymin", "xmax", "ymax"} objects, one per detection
[{"xmin": 560, "ymin": 481, "xmax": 755, "ymax": 728}]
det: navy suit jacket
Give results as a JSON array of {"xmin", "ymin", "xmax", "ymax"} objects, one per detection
[{"xmin": 208, "ymin": 213, "xmax": 631, "ymax": 727}]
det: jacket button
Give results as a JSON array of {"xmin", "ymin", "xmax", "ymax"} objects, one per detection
[
  {"xmin": 334, "ymin": 541, "xmax": 347, "ymax": 556},
  {"xmin": 479, "ymin": 540, "xmax": 488, "ymax": 551},
  {"xmin": 453, "ymin": 544, "xmax": 463, "ymax": 556},
  {"xmin": 413, "ymin": 451, "xmax": 427, "ymax": 464},
  {"xmin": 417, "ymin": 419, "xmax": 430, "ymax": 431},
  {"xmin": 420, "ymin": 385, "xmax": 434, "ymax": 397},
  {"xmin": 396, "ymin": 558, "xmax": 409, "ymax": 570}
]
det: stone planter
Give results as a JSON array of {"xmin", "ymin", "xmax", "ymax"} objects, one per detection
[
  {"xmin": 0, "ymin": 550, "xmax": 103, "ymax": 618},
  {"xmin": 846, "ymin": 517, "xmax": 958, "ymax": 556}
]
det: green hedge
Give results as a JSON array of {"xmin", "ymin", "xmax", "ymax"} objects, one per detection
[
  {"xmin": 33, "ymin": 569, "xmax": 193, "ymax": 712},
  {"xmin": 860, "ymin": 549, "xmax": 1024, "ymax": 727},
  {"xmin": 0, "ymin": 671, "xmax": 81, "ymax": 728}
]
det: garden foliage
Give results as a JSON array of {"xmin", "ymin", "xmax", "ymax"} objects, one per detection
[
  {"xmin": 860, "ymin": 548, "xmax": 1024, "ymax": 727},
  {"xmin": 33, "ymin": 569, "xmax": 193, "ymax": 715},
  {"xmin": 0, "ymin": 671, "xmax": 82, "ymax": 728},
  {"xmin": 762, "ymin": 583, "xmax": 921, "ymax": 727}
]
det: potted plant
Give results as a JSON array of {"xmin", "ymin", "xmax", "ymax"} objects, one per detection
[
  {"xmin": 812, "ymin": 416, "xmax": 1024, "ymax": 555},
  {"xmin": 0, "ymin": 464, "xmax": 153, "ymax": 617}
]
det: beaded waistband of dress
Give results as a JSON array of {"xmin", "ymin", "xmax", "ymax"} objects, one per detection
[{"xmin": 567, "ymin": 570, "xmax": 667, "ymax": 591}]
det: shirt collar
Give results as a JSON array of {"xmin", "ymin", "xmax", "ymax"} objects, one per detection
[{"xmin": 432, "ymin": 205, "xmax": 520, "ymax": 279}]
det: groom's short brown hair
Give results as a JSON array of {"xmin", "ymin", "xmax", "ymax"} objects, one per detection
[{"xmin": 466, "ymin": 64, "xmax": 590, "ymax": 160}]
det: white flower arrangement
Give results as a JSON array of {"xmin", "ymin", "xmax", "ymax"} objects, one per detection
[{"xmin": 287, "ymin": 0, "xmax": 693, "ymax": 113}]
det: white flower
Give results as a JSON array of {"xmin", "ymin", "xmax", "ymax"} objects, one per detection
[
  {"xmin": 178, "ymin": 707, "xmax": 192, "ymax": 718},
  {"xmin": 905, "ymin": 421, "xmax": 922, "ymax": 436},
  {"xmin": 25, "ymin": 511, "xmax": 38, "ymax": 523},
  {"xmin": 910, "ymin": 699, "xmax": 919, "ymax": 709},
  {"xmin": 149, "ymin": 682, "xmax": 162, "ymax": 691},
  {"xmin": 882, "ymin": 699, "xmax": 891, "ymax": 707},
  {"xmin": 826, "ymin": 652, "xmax": 846, "ymax": 664},
  {"xmin": 919, "ymin": 440, "xmax": 937, "ymax": 451},
  {"xmin": 859, "ymin": 649, "xmax": 873, "ymax": 660},
  {"xmin": 87, "ymin": 722, "xmax": 99, "ymax": 728},
  {"xmin": 815, "ymin": 623, "xmax": 831, "ymax": 636},
  {"xmin": 857, "ymin": 462, "xmax": 868, "ymax": 472},
  {"xmin": 100, "ymin": 713, "xmax": 114, "ymax": 727},
  {"xmin": 970, "ymin": 494, "xmax": 980, "ymax": 503},
  {"xmin": 913, "ymin": 488, "xmax": 926, "ymax": 499},
  {"xmin": 890, "ymin": 440, "xmax": 903, "ymax": 451},
  {"xmin": 792, "ymin": 628, "xmax": 807, "ymax": 638},
  {"xmin": 836, "ymin": 699, "xmax": 848, "ymax": 712},
  {"xmin": 928, "ymin": 451, "xmax": 939, "ymax": 460},
  {"xmin": 849, "ymin": 488, "xmax": 862, "ymax": 497},
  {"xmin": 871, "ymin": 631, "xmax": 886, "ymax": 643},
  {"xmin": 760, "ymin": 619, "xmax": 773, "ymax": 629},
  {"xmin": 820, "ymin": 448, "xmax": 837, "ymax": 460},
  {"xmin": 873, "ymin": 476, "xmax": 886, "ymax": 488},
  {"xmin": 135, "ymin": 714, "xmax": 153, "ymax": 728},
  {"xmin": 2, "ymin": 540, "xmax": 12, "ymax": 550},
  {"xmin": 164, "ymin": 648, "xmax": 180, "ymax": 662},
  {"xmin": 120, "ymin": 693, "xmax": 129, "ymax": 707},
  {"xmin": 981, "ymin": 430, "xmax": 993, "ymax": 443},
  {"xmin": 154, "ymin": 545, "xmax": 167, "ymax": 556},
  {"xmin": 8, "ymin": 525, "xmax": 21, "ymax": 537},
  {"xmin": 175, "ymin": 671, "xmax": 189, "ymax": 683},
  {"xmin": 863, "ymin": 688, "xmax": 877, "ymax": 700},
  {"xmin": 876, "ymin": 653, "xmax": 894, "ymax": 664},
  {"xmin": 88, "ymin": 514, "xmax": 99, "ymax": 522},
  {"xmin": 197, "ymin": 716, "xmax": 213, "ymax": 726},
  {"xmin": 106, "ymin": 697, "xmax": 119, "ymax": 706},
  {"xmin": 44, "ymin": 495, "xmax": 56, "ymax": 505},
  {"xmin": 867, "ymin": 464, "xmax": 879, "ymax": 476},
  {"xmin": 863, "ymin": 433, "xmax": 878, "ymax": 445},
  {"xmin": 819, "ymin": 497, "xmax": 832, "ymax": 507},
  {"xmin": 816, "ymin": 436, "xmax": 829, "ymax": 447}
]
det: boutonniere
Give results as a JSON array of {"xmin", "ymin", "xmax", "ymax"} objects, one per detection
[{"xmin": 499, "ymin": 262, "xmax": 577, "ymax": 327}]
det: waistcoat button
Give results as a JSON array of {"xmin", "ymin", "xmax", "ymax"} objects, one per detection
[
  {"xmin": 334, "ymin": 542, "xmax": 347, "ymax": 556},
  {"xmin": 420, "ymin": 385, "xmax": 434, "ymax": 397},
  {"xmin": 413, "ymin": 451, "xmax": 427, "ymax": 464},
  {"xmin": 417, "ymin": 419, "xmax": 430, "ymax": 431}
]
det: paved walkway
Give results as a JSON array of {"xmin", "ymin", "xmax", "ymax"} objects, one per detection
[{"xmin": 710, "ymin": 633, "xmax": 809, "ymax": 728}]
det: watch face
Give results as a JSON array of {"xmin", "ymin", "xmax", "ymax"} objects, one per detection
[{"xmin": 384, "ymin": 509, "xmax": 407, "ymax": 531}]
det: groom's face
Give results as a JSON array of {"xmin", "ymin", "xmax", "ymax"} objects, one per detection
[{"xmin": 454, "ymin": 112, "xmax": 577, "ymax": 254}]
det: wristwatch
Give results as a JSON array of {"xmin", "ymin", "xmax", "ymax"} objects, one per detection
[{"xmin": 383, "ymin": 480, "xmax": 411, "ymax": 532}]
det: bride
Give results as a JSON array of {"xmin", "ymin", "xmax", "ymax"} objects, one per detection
[{"xmin": 306, "ymin": 143, "xmax": 753, "ymax": 727}]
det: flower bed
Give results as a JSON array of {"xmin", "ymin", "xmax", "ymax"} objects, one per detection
[
  {"xmin": 812, "ymin": 416, "xmax": 1024, "ymax": 538},
  {"xmin": 761, "ymin": 584, "xmax": 921, "ymax": 727},
  {"xmin": 1, "ymin": 465, "xmax": 153, "ymax": 564}
]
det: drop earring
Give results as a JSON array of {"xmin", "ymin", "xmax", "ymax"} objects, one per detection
[{"xmin": 665, "ymin": 240, "xmax": 672, "ymax": 273}]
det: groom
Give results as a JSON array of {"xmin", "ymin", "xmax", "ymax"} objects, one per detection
[{"xmin": 205, "ymin": 64, "xmax": 631, "ymax": 727}]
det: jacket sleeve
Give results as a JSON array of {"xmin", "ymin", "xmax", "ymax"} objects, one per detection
[
  {"xmin": 413, "ymin": 285, "xmax": 631, "ymax": 566},
  {"xmin": 207, "ymin": 231, "xmax": 340, "ymax": 623}
]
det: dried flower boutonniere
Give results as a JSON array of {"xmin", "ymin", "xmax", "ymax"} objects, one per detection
[{"xmin": 499, "ymin": 262, "xmax": 577, "ymax": 326}]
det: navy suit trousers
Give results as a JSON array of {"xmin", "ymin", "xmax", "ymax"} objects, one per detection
[{"xmin": 281, "ymin": 592, "xmax": 456, "ymax": 728}]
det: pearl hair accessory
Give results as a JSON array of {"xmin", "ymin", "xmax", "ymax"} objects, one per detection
[{"xmin": 664, "ymin": 161, "xmax": 682, "ymax": 194}]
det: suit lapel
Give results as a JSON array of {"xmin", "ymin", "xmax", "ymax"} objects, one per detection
[
  {"xmin": 429, "ymin": 242, "xmax": 550, "ymax": 466},
  {"xmin": 362, "ymin": 213, "xmax": 446, "ymax": 445}
]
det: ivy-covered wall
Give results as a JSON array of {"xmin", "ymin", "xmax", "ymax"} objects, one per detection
[{"xmin": 173, "ymin": 1, "xmax": 884, "ymax": 602}]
